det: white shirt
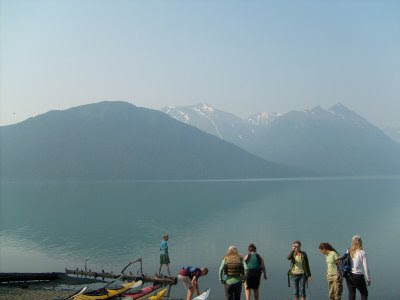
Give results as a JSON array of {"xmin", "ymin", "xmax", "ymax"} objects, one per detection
[{"xmin": 350, "ymin": 250, "xmax": 370, "ymax": 282}]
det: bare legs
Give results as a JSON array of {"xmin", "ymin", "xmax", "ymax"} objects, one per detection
[
  {"xmin": 158, "ymin": 264, "xmax": 171, "ymax": 276},
  {"xmin": 245, "ymin": 289, "xmax": 260, "ymax": 300},
  {"xmin": 245, "ymin": 288, "xmax": 251, "ymax": 300},
  {"xmin": 186, "ymin": 287, "xmax": 194, "ymax": 300}
]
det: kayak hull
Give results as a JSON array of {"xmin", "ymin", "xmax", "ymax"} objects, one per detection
[
  {"xmin": 148, "ymin": 288, "xmax": 167, "ymax": 300},
  {"xmin": 122, "ymin": 284, "xmax": 162, "ymax": 299},
  {"xmin": 193, "ymin": 288, "xmax": 210, "ymax": 300},
  {"xmin": 74, "ymin": 281, "xmax": 142, "ymax": 300}
]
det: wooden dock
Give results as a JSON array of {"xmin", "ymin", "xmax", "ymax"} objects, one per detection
[{"xmin": 65, "ymin": 268, "xmax": 177, "ymax": 285}]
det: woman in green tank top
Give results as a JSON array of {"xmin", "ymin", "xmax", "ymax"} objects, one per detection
[{"xmin": 319, "ymin": 243, "xmax": 343, "ymax": 300}]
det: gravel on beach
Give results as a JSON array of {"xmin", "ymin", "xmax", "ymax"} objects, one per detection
[{"xmin": 0, "ymin": 286, "xmax": 72, "ymax": 300}]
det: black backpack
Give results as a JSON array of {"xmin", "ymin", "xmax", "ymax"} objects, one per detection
[{"xmin": 336, "ymin": 251, "xmax": 351, "ymax": 278}]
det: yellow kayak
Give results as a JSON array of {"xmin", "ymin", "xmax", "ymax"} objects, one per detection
[
  {"xmin": 148, "ymin": 288, "xmax": 167, "ymax": 300},
  {"xmin": 74, "ymin": 280, "xmax": 142, "ymax": 300}
]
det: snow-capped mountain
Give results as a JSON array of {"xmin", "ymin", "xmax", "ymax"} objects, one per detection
[
  {"xmin": 249, "ymin": 103, "xmax": 400, "ymax": 175},
  {"xmin": 247, "ymin": 112, "xmax": 281, "ymax": 126},
  {"xmin": 162, "ymin": 103, "xmax": 283, "ymax": 145},
  {"xmin": 162, "ymin": 103, "xmax": 251, "ymax": 143},
  {"xmin": 162, "ymin": 103, "xmax": 400, "ymax": 175}
]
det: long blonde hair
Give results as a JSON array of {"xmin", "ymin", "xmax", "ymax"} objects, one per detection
[
  {"xmin": 349, "ymin": 235, "xmax": 363, "ymax": 258},
  {"xmin": 224, "ymin": 245, "xmax": 241, "ymax": 260}
]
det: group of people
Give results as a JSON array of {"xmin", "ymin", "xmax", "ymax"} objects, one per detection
[{"xmin": 158, "ymin": 234, "xmax": 371, "ymax": 300}]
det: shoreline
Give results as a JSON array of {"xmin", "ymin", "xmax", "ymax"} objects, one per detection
[{"xmin": 0, "ymin": 274, "xmax": 102, "ymax": 300}]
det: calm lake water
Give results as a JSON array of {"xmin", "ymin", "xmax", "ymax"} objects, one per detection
[{"xmin": 1, "ymin": 177, "xmax": 399, "ymax": 299}]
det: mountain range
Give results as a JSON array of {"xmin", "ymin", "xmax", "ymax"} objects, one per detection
[
  {"xmin": 163, "ymin": 103, "xmax": 400, "ymax": 175},
  {"xmin": 0, "ymin": 101, "xmax": 300, "ymax": 180},
  {"xmin": 1, "ymin": 101, "xmax": 398, "ymax": 180}
]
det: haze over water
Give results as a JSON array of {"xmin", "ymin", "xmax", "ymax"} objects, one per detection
[{"xmin": 1, "ymin": 177, "xmax": 399, "ymax": 299}]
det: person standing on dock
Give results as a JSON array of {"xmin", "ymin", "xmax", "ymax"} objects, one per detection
[
  {"xmin": 287, "ymin": 240, "xmax": 312, "ymax": 300},
  {"xmin": 158, "ymin": 234, "xmax": 171, "ymax": 276},
  {"xmin": 243, "ymin": 243, "xmax": 267, "ymax": 300}
]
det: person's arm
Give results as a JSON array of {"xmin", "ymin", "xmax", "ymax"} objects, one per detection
[
  {"xmin": 219, "ymin": 259, "xmax": 225, "ymax": 283},
  {"xmin": 260, "ymin": 256, "xmax": 267, "ymax": 280},
  {"xmin": 192, "ymin": 275, "xmax": 200, "ymax": 296},
  {"xmin": 303, "ymin": 252, "xmax": 312, "ymax": 283},
  {"xmin": 242, "ymin": 258, "xmax": 248, "ymax": 281},
  {"xmin": 160, "ymin": 241, "xmax": 166, "ymax": 252},
  {"xmin": 287, "ymin": 250, "xmax": 294, "ymax": 260},
  {"xmin": 362, "ymin": 251, "xmax": 371, "ymax": 285}
]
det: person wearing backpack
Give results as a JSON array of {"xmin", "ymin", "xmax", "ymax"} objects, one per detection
[
  {"xmin": 319, "ymin": 243, "xmax": 343, "ymax": 300},
  {"xmin": 287, "ymin": 240, "xmax": 312, "ymax": 300},
  {"xmin": 346, "ymin": 235, "xmax": 371, "ymax": 300},
  {"xmin": 243, "ymin": 243, "xmax": 267, "ymax": 300},
  {"xmin": 219, "ymin": 245, "xmax": 248, "ymax": 300},
  {"xmin": 178, "ymin": 266, "xmax": 208, "ymax": 300}
]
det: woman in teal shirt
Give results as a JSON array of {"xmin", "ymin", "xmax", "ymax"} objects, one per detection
[{"xmin": 243, "ymin": 243, "xmax": 267, "ymax": 300}]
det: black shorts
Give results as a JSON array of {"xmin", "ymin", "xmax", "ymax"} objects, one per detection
[{"xmin": 245, "ymin": 269, "xmax": 262, "ymax": 290}]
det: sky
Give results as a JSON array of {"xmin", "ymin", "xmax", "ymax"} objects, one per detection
[{"xmin": 1, "ymin": 0, "xmax": 399, "ymax": 127}]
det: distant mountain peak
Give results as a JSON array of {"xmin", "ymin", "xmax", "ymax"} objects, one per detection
[
  {"xmin": 329, "ymin": 102, "xmax": 352, "ymax": 113},
  {"xmin": 247, "ymin": 112, "xmax": 280, "ymax": 125},
  {"xmin": 328, "ymin": 103, "xmax": 366, "ymax": 123},
  {"xmin": 305, "ymin": 105, "xmax": 328, "ymax": 115},
  {"xmin": 193, "ymin": 103, "xmax": 215, "ymax": 114}
]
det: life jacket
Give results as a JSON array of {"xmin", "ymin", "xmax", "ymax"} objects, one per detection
[
  {"xmin": 245, "ymin": 253, "xmax": 261, "ymax": 270},
  {"xmin": 223, "ymin": 256, "xmax": 244, "ymax": 276}
]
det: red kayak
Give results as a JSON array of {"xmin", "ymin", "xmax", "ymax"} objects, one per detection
[{"xmin": 121, "ymin": 284, "xmax": 162, "ymax": 299}]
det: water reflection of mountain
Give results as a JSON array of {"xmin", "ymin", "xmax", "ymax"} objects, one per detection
[
  {"xmin": 1, "ymin": 178, "xmax": 400, "ymax": 299},
  {"xmin": 0, "ymin": 180, "xmax": 279, "ymax": 261}
]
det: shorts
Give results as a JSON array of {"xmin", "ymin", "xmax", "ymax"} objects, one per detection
[
  {"xmin": 160, "ymin": 254, "xmax": 170, "ymax": 265},
  {"xmin": 178, "ymin": 275, "xmax": 193, "ymax": 289},
  {"xmin": 245, "ymin": 269, "xmax": 262, "ymax": 290}
]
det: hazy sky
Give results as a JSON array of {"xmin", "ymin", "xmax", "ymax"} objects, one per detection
[{"xmin": 1, "ymin": 0, "xmax": 399, "ymax": 127}]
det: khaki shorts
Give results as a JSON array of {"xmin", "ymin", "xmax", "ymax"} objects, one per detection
[
  {"xmin": 160, "ymin": 254, "xmax": 170, "ymax": 265},
  {"xmin": 178, "ymin": 275, "xmax": 193, "ymax": 290}
]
